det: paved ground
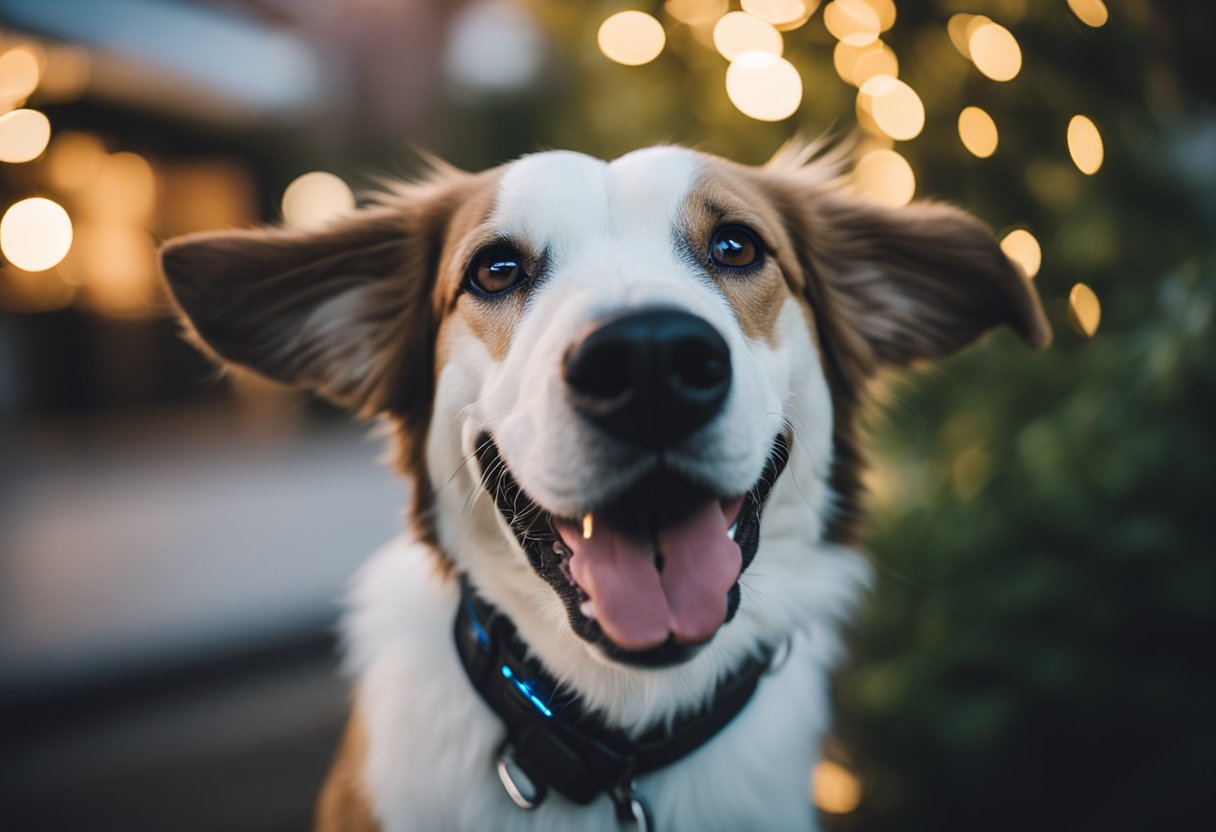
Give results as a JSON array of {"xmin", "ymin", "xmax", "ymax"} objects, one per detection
[{"xmin": 0, "ymin": 413, "xmax": 409, "ymax": 830}]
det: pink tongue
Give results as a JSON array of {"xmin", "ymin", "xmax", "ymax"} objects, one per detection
[{"xmin": 563, "ymin": 500, "xmax": 742, "ymax": 651}]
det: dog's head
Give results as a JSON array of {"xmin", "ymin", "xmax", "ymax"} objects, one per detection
[{"xmin": 162, "ymin": 144, "xmax": 1049, "ymax": 678}]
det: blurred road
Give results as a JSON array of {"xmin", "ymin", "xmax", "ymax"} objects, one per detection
[{"xmin": 0, "ymin": 416, "xmax": 408, "ymax": 830}]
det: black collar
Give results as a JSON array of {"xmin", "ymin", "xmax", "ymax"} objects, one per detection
[{"xmin": 454, "ymin": 576, "xmax": 771, "ymax": 817}]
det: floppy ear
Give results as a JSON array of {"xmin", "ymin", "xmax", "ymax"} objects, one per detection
[
  {"xmin": 159, "ymin": 184, "xmax": 460, "ymax": 418},
  {"xmin": 802, "ymin": 192, "xmax": 1051, "ymax": 370}
]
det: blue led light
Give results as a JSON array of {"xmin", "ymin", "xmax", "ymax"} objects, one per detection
[
  {"xmin": 466, "ymin": 597, "xmax": 489, "ymax": 648},
  {"xmin": 500, "ymin": 665, "xmax": 553, "ymax": 718}
]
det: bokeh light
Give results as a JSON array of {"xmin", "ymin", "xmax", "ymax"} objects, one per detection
[
  {"xmin": 852, "ymin": 148, "xmax": 915, "ymax": 207},
  {"xmin": 823, "ymin": 0, "xmax": 880, "ymax": 47},
  {"xmin": 1, "ymin": 197, "xmax": 74, "ymax": 272},
  {"xmin": 1000, "ymin": 229, "xmax": 1042, "ymax": 278},
  {"xmin": 38, "ymin": 45, "xmax": 92, "ymax": 102},
  {"xmin": 952, "ymin": 446, "xmax": 991, "ymax": 501},
  {"xmin": 446, "ymin": 1, "xmax": 544, "ymax": 93},
  {"xmin": 1068, "ymin": 282, "xmax": 1101, "ymax": 336},
  {"xmin": 597, "ymin": 11, "xmax": 666, "ymax": 67},
  {"xmin": 0, "ymin": 46, "xmax": 43, "ymax": 103},
  {"xmin": 77, "ymin": 151, "xmax": 157, "ymax": 222},
  {"xmin": 834, "ymin": 39, "xmax": 898, "ymax": 86},
  {"xmin": 0, "ymin": 109, "xmax": 51, "ymax": 163},
  {"xmin": 812, "ymin": 760, "xmax": 862, "ymax": 814},
  {"xmin": 947, "ymin": 14, "xmax": 984, "ymax": 59},
  {"xmin": 1067, "ymin": 115, "xmax": 1104, "ymax": 175},
  {"xmin": 741, "ymin": 0, "xmax": 816, "ymax": 29},
  {"xmin": 74, "ymin": 223, "xmax": 160, "ymax": 318},
  {"xmin": 281, "ymin": 171, "xmax": 356, "ymax": 230},
  {"xmin": 713, "ymin": 12, "xmax": 783, "ymax": 60},
  {"xmin": 860, "ymin": 75, "xmax": 924, "ymax": 141},
  {"xmin": 969, "ymin": 21, "xmax": 1022, "ymax": 82},
  {"xmin": 860, "ymin": 0, "xmax": 895, "ymax": 32},
  {"xmin": 45, "ymin": 131, "xmax": 107, "ymax": 191},
  {"xmin": 958, "ymin": 106, "xmax": 998, "ymax": 158},
  {"xmin": 1068, "ymin": 0, "xmax": 1109, "ymax": 28},
  {"xmin": 725, "ymin": 51, "xmax": 802, "ymax": 121},
  {"xmin": 666, "ymin": 0, "xmax": 729, "ymax": 27}
]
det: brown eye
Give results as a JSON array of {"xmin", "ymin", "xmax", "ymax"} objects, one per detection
[
  {"xmin": 709, "ymin": 225, "xmax": 763, "ymax": 270},
  {"xmin": 469, "ymin": 245, "xmax": 527, "ymax": 296}
]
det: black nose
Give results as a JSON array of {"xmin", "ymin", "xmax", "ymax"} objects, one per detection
[{"xmin": 563, "ymin": 309, "xmax": 732, "ymax": 449}]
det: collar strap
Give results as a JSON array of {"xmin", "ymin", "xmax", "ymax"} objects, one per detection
[{"xmin": 454, "ymin": 576, "xmax": 771, "ymax": 807}]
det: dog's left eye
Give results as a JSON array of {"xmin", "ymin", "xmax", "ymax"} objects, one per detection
[
  {"xmin": 468, "ymin": 245, "xmax": 527, "ymax": 296},
  {"xmin": 709, "ymin": 225, "xmax": 763, "ymax": 270}
]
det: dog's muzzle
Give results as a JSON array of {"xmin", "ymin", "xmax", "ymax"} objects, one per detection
[{"xmin": 476, "ymin": 307, "xmax": 788, "ymax": 666}]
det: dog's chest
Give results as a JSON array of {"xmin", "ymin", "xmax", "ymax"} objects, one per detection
[{"xmin": 347, "ymin": 538, "xmax": 830, "ymax": 832}]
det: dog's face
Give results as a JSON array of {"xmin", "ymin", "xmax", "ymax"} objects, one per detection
[{"xmin": 161, "ymin": 144, "xmax": 1049, "ymax": 673}]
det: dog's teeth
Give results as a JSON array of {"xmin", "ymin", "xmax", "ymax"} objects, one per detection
[
  {"xmin": 579, "ymin": 599, "xmax": 597, "ymax": 620},
  {"xmin": 582, "ymin": 513, "xmax": 594, "ymax": 540},
  {"xmin": 727, "ymin": 521, "xmax": 739, "ymax": 541}
]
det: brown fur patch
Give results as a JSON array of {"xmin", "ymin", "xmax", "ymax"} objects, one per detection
[
  {"xmin": 681, "ymin": 156, "xmax": 792, "ymax": 347},
  {"xmin": 314, "ymin": 706, "xmax": 379, "ymax": 832}
]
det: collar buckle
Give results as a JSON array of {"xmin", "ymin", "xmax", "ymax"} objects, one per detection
[
  {"xmin": 496, "ymin": 740, "xmax": 547, "ymax": 810},
  {"xmin": 610, "ymin": 780, "xmax": 654, "ymax": 831}
]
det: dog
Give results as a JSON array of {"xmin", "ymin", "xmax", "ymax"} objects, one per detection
[{"xmin": 159, "ymin": 140, "xmax": 1049, "ymax": 831}]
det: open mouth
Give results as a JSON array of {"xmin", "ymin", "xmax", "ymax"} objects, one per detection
[{"xmin": 475, "ymin": 434, "xmax": 790, "ymax": 667}]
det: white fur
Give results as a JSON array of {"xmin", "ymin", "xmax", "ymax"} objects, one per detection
[{"xmin": 342, "ymin": 149, "xmax": 873, "ymax": 830}]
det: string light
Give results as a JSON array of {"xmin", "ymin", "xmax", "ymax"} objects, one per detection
[
  {"xmin": 598, "ymin": 11, "xmax": 666, "ymax": 66},
  {"xmin": 860, "ymin": 75, "xmax": 924, "ymax": 141},
  {"xmin": 834, "ymin": 39, "xmax": 898, "ymax": 86},
  {"xmin": 46, "ymin": 131, "xmax": 106, "ymax": 192},
  {"xmin": 0, "ymin": 109, "xmax": 51, "ymax": 163},
  {"xmin": 725, "ymin": 51, "xmax": 802, "ymax": 120},
  {"xmin": 1067, "ymin": 0, "xmax": 1109, "ymax": 28},
  {"xmin": 741, "ymin": 0, "xmax": 816, "ymax": 29},
  {"xmin": 1, "ymin": 197, "xmax": 74, "ymax": 272},
  {"xmin": 74, "ymin": 223, "xmax": 160, "ymax": 318},
  {"xmin": 665, "ymin": 0, "xmax": 728, "ymax": 27},
  {"xmin": 859, "ymin": 0, "xmax": 896, "ymax": 32},
  {"xmin": 948, "ymin": 14, "xmax": 998, "ymax": 61},
  {"xmin": 0, "ymin": 46, "xmax": 43, "ymax": 104},
  {"xmin": 969, "ymin": 21, "xmax": 1022, "ymax": 82},
  {"xmin": 78, "ymin": 151, "xmax": 157, "ymax": 222},
  {"xmin": 958, "ymin": 106, "xmax": 998, "ymax": 158},
  {"xmin": 823, "ymin": 0, "xmax": 880, "ymax": 47},
  {"xmin": 1000, "ymin": 229, "xmax": 1041, "ymax": 279},
  {"xmin": 852, "ymin": 148, "xmax": 915, "ymax": 207},
  {"xmin": 282, "ymin": 171, "xmax": 355, "ymax": 230},
  {"xmin": 1067, "ymin": 115, "xmax": 1104, "ymax": 175},
  {"xmin": 812, "ymin": 760, "xmax": 862, "ymax": 814},
  {"xmin": 713, "ymin": 12, "xmax": 783, "ymax": 60},
  {"xmin": 39, "ymin": 45, "xmax": 92, "ymax": 102},
  {"xmin": 1068, "ymin": 283, "xmax": 1101, "ymax": 336}
]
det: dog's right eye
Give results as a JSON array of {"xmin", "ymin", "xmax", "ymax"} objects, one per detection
[{"xmin": 468, "ymin": 245, "xmax": 527, "ymax": 296}]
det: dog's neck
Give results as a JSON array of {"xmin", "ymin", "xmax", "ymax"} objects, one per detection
[{"xmin": 454, "ymin": 576, "xmax": 774, "ymax": 809}]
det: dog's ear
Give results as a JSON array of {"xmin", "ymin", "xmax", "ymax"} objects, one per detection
[
  {"xmin": 804, "ymin": 192, "xmax": 1051, "ymax": 369},
  {"xmin": 160, "ymin": 180, "xmax": 465, "ymax": 418},
  {"xmin": 771, "ymin": 173, "xmax": 1051, "ymax": 376}
]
